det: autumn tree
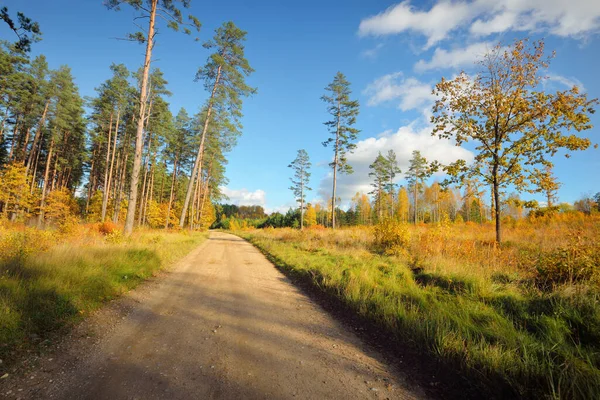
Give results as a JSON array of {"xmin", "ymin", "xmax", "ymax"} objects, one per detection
[
  {"xmin": 432, "ymin": 39, "xmax": 597, "ymax": 243},
  {"xmin": 288, "ymin": 149, "xmax": 311, "ymax": 229},
  {"xmin": 322, "ymin": 72, "xmax": 360, "ymax": 229},
  {"xmin": 106, "ymin": 0, "xmax": 200, "ymax": 235},
  {"xmin": 180, "ymin": 21, "xmax": 255, "ymax": 228}
]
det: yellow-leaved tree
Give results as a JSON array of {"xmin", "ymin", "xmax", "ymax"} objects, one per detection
[
  {"xmin": 304, "ymin": 203, "xmax": 317, "ymax": 227},
  {"xmin": 0, "ymin": 162, "xmax": 37, "ymax": 221},
  {"xmin": 432, "ymin": 39, "xmax": 598, "ymax": 243}
]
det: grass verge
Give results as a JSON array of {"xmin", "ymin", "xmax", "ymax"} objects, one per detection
[
  {"xmin": 238, "ymin": 229, "xmax": 600, "ymax": 400},
  {"xmin": 0, "ymin": 229, "xmax": 207, "ymax": 364}
]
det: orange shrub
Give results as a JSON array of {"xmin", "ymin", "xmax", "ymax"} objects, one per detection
[{"xmin": 97, "ymin": 221, "xmax": 119, "ymax": 235}]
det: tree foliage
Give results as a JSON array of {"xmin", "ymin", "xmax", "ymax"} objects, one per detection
[{"xmin": 432, "ymin": 39, "xmax": 597, "ymax": 242}]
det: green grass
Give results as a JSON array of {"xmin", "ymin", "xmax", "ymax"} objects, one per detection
[
  {"xmin": 239, "ymin": 230, "xmax": 600, "ymax": 399},
  {"xmin": 0, "ymin": 230, "xmax": 206, "ymax": 362}
]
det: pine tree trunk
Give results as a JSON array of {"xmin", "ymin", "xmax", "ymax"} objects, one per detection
[
  {"xmin": 179, "ymin": 65, "xmax": 222, "ymax": 228},
  {"xmin": 123, "ymin": 0, "xmax": 157, "ymax": 235},
  {"xmin": 331, "ymin": 101, "xmax": 341, "ymax": 230},
  {"xmin": 165, "ymin": 156, "xmax": 178, "ymax": 229},
  {"xmin": 300, "ymin": 167, "xmax": 304, "ymax": 230},
  {"xmin": 101, "ymin": 113, "xmax": 113, "ymax": 221},
  {"xmin": 25, "ymin": 100, "xmax": 49, "ymax": 173},
  {"xmin": 37, "ymin": 137, "xmax": 54, "ymax": 227}
]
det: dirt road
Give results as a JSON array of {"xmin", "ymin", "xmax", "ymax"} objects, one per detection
[{"xmin": 3, "ymin": 232, "xmax": 424, "ymax": 400}]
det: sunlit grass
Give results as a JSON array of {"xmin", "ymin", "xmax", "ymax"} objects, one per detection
[
  {"xmin": 238, "ymin": 215, "xmax": 600, "ymax": 399},
  {"xmin": 0, "ymin": 223, "xmax": 206, "ymax": 362}
]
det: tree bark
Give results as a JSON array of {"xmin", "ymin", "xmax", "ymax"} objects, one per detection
[
  {"xmin": 179, "ymin": 64, "xmax": 222, "ymax": 228},
  {"xmin": 331, "ymin": 101, "xmax": 341, "ymax": 229},
  {"xmin": 101, "ymin": 113, "xmax": 113, "ymax": 221},
  {"xmin": 165, "ymin": 155, "xmax": 178, "ymax": 229},
  {"xmin": 123, "ymin": 0, "xmax": 158, "ymax": 235},
  {"xmin": 37, "ymin": 137, "xmax": 54, "ymax": 227}
]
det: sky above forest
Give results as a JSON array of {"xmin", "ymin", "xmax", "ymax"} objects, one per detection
[{"xmin": 2, "ymin": 0, "xmax": 599, "ymax": 212}]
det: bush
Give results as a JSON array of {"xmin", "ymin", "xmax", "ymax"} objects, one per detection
[
  {"xmin": 373, "ymin": 219, "xmax": 411, "ymax": 256},
  {"xmin": 97, "ymin": 221, "xmax": 119, "ymax": 235},
  {"xmin": 536, "ymin": 239, "xmax": 599, "ymax": 288}
]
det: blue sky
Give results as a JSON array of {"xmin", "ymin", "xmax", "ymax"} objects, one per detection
[{"xmin": 2, "ymin": 0, "xmax": 599, "ymax": 212}]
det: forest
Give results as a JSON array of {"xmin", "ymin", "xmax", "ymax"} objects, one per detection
[{"xmin": 1, "ymin": 2, "xmax": 600, "ymax": 399}]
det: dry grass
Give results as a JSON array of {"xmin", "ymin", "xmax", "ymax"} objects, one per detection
[{"xmin": 238, "ymin": 214, "xmax": 600, "ymax": 399}]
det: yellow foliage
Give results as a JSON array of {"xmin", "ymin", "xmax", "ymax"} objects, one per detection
[
  {"xmin": 0, "ymin": 162, "xmax": 37, "ymax": 221},
  {"xmin": 146, "ymin": 200, "xmax": 165, "ymax": 229},
  {"xmin": 304, "ymin": 203, "xmax": 317, "ymax": 227},
  {"xmin": 373, "ymin": 219, "xmax": 411, "ymax": 256}
]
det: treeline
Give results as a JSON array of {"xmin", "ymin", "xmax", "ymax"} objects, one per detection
[{"xmin": 0, "ymin": 3, "xmax": 254, "ymax": 232}]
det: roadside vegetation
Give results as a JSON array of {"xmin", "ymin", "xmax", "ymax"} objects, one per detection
[
  {"xmin": 0, "ymin": 220, "xmax": 206, "ymax": 364},
  {"xmin": 237, "ymin": 213, "xmax": 600, "ymax": 399}
]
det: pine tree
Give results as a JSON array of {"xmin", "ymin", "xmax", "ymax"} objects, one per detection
[
  {"xmin": 180, "ymin": 21, "xmax": 255, "ymax": 228},
  {"xmin": 106, "ymin": 0, "xmax": 200, "ymax": 235},
  {"xmin": 369, "ymin": 152, "xmax": 389, "ymax": 222},
  {"xmin": 288, "ymin": 149, "xmax": 311, "ymax": 229},
  {"xmin": 406, "ymin": 150, "xmax": 431, "ymax": 224},
  {"xmin": 322, "ymin": 72, "xmax": 360, "ymax": 229}
]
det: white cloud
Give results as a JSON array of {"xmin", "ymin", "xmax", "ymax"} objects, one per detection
[
  {"xmin": 358, "ymin": 1, "xmax": 475, "ymax": 49},
  {"xmin": 220, "ymin": 187, "xmax": 266, "ymax": 207},
  {"xmin": 470, "ymin": 0, "xmax": 600, "ymax": 38},
  {"xmin": 318, "ymin": 121, "xmax": 474, "ymax": 206},
  {"xmin": 414, "ymin": 41, "xmax": 495, "ymax": 72},
  {"xmin": 546, "ymin": 73, "xmax": 586, "ymax": 91},
  {"xmin": 363, "ymin": 73, "xmax": 434, "ymax": 112},
  {"xmin": 359, "ymin": 0, "xmax": 600, "ymax": 48}
]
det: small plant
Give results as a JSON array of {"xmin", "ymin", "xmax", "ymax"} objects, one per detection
[
  {"xmin": 97, "ymin": 221, "xmax": 119, "ymax": 235},
  {"xmin": 373, "ymin": 219, "xmax": 411, "ymax": 256},
  {"xmin": 105, "ymin": 230, "xmax": 125, "ymax": 244}
]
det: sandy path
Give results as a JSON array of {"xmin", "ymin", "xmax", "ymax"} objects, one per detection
[{"xmin": 2, "ymin": 232, "xmax": 424, "ymax": 400}]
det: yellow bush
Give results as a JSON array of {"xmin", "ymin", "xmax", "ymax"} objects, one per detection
[{"xmin": 373, "ymin": 219, "xmax": 411, "ymax": 256}]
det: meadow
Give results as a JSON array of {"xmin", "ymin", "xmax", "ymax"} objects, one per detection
[
  {"xmin": 0, "ymin": 221, "xmax": 206, "ymax": 364},
  {"xmin": 237, "ymin": 214, "xmax": 600, "ymax": 399}
]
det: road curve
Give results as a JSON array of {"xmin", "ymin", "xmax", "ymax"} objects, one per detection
[{"xmin": 3, "ymin": 232, "xmax": 424, "ymax": 400}]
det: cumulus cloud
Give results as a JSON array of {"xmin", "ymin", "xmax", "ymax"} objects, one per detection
[
  {"xmin": 220, "ymin": 187, "xmax": 266, "ymax": 207},
  {"xmin": 358, "ymin": 1, "xmax": 475, "ymax": 49},
  {"xmin": 363, "ymin": 72, "xmax": 434, "ymax": 112},
  {"xmin": 318, "ymin": 122, "xmax": 474, "ymax": 206},
  {"xmin": 414, "ymin": 41, "xmax": 495, "ymax": 72},
  {"xmin": 359, "ymin": 0, "xmax": 600, "ymax": 48}
]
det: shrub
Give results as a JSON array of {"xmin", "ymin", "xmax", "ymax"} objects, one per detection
[
  {"xmin": 97, "ymin": 221, "xmax": 119, "ymax": 235},
  {"xmin": 536, "ymin": 237, "xmax": 600, "ymax": 288},
  {"xmin": 373, "ymin": 219, "xmax": 411, "ymax": 256}
]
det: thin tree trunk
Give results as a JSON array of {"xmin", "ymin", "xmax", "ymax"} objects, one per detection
[
  {"xmin": 123, "ymin": 0, "xmax": 158, "ymax": 235},
  {"xmin": 37, "ymin": 137, "xmax": 54, "ymax": 227},
  {"xmin": 179, "ymin": 65, "xmax": 223, "ymax": 228},
  {"xmin": 331, "ymin": 101, "xmax": 341, "ymax": 230},
  {"xmin": 493, "ymin": 170, "xmax": 501, "ymax": 243},
  {"xmin": 25, "ymin": 100, "xmax": 49, "ymax": 172},
  {"xmin": 101, "ymin": 113, "xmax": 114, "ymax": 221},
  {"xmin": 165, "ymin": 156, "xmax": 178, "ymax": 229},
  {"xmin": 104, "ymin": 110, "xmax": 120, "ymax": 220},
  {"xmin": 300, "ymin": 166, "xmax": 304, "ymax": 230}
]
